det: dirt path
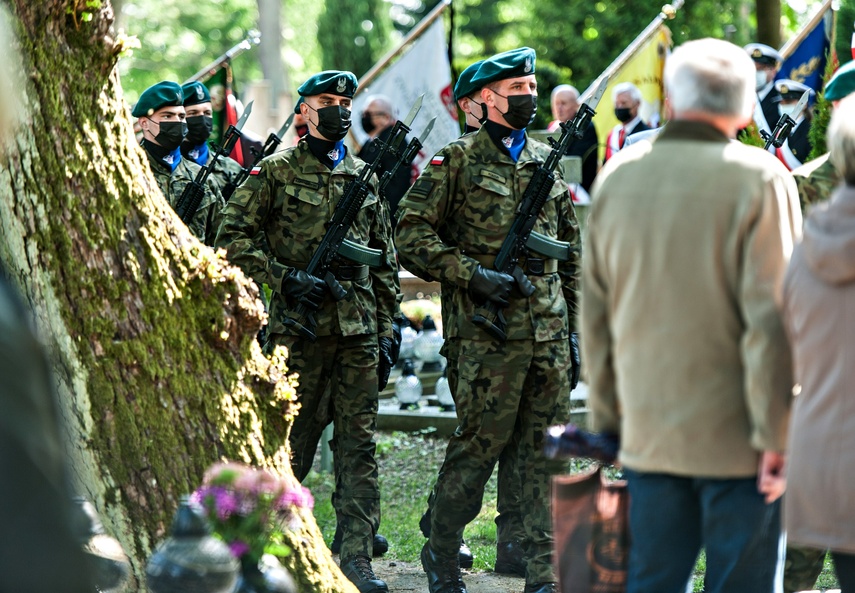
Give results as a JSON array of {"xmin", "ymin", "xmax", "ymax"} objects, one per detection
[{"xmin": 371, "ymin": 558, "xmax": 525, "ymax": 593}]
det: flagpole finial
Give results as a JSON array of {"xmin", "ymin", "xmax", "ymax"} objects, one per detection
[{"xmin": 661, "ymin": 4, "xmax": 677, "ymax": 19}]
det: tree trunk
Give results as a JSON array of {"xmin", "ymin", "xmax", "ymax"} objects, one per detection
[
  {"xmin": 0, "ymin": 1, "xmax": 356, "ymax": 591},
  {"xmin": 755, "ymin": 0, "xmax": 781, "ymax": 48},
  {"xmin": 257, "ymin": 0, "xmax": 288, "ymax": 109}
]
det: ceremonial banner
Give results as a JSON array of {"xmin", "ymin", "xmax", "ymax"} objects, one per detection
[
  {"xmin": 590, "ymin": 24, "xmax": 672, "ymax": 162},
  {"xmin": 776, "ymin": 1, "xmax": 833, "ymax": 95},
  {"xmin": 207, "ymin": 62, "xmax": 245, "ymax": 166},
  {"xmin": 351, "ymin": 18, "xmax": 459, "ymax": 174}
]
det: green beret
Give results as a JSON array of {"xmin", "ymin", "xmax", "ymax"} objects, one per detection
[
  {"xmin": 297, "ymin": 70, "xmax": 358, "ymax": 99},
  {"xmin": 132, "ymin": 81, "xmax": 184, "ymax": 118},
  {"xmin": 454, "ymin": 60, "xmax": 485, "ymax": 102},
  {"xmin": 181, "ymin": 81, "xmax": 211, "ymax": 106},
  {"xmin": 294, "ymin": 97, "xmax": 304, "ymax": 115},
  {"xmin": 824, "ymin": 60, "xmax": 855, "ymax": 101},
  {"xmin": 470, "ymin": 47, "xmax": 536, "ymax": 88}
]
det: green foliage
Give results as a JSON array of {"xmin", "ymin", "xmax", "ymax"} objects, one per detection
[
  {"xmin": 808, "ymin": 53, "xmax": 836, "ymax": 159},
  {"xmin": 116, "ymin": 0, "xmax": 261, "ymax": 104},
  {"xmin": 835, "ymin": 0, "xmax": 855, "ymax": 67},
  {"xmin": 316, "ymin": 0, "xmax": 394, "ymax": 77}
]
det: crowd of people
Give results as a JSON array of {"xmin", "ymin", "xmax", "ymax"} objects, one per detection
[{"xmin": 5, "ymin": 13, "xmax": 853, "ymax": 591}]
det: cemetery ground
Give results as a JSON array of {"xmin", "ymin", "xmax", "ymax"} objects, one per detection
[{"xmin": 303, "ymin": 430, "xmax": 841, "ymax": 593}]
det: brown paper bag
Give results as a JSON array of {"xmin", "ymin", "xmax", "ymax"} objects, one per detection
[{"xmin": 552, "ymin": 466, "xmax": 629, "ymax": 593}]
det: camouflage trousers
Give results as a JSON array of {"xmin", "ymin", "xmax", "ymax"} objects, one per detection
[
  {"xmin": 269, "ymin": 332, "xmax": 381, "ymax": 560},
  {"xmin": 431, "ymin": 336, "xmax": 525, "ymax": 544},
  {"xmin": 429, "ymin": 337, "xmax": 571, "ymax": 583},
  {"xmin": 783, "ymin": 544, "xmax": 825, "ymax": 593}
]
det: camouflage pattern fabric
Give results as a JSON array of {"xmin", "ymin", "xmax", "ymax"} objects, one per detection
[
  {"xmin": 395, "ymin": 126, "xmax": 579, "ymax": 583},
  {"xmin": 793, "ymin": 152, "xmax": 839, "ymax": 212},
  {"xmin": 437, "ymin": 335, "xmax": 525, "ymax": 545},
  {"xmin": 215, "ymin": 138, "xmax": 399, "ymax": 340},
  {"xmin": 783, "ymin": 545, "xmax": 825, "ymax": 593},
  {"xmin": 146, "ymin": 151, "xmax": 223, "ymax": 245},
  {"xmin": 276, "ymin": 332, "xmax": 381, "ymax": 561},
  {"xmin": 204, "ymin": 151, "xmax": 244, "ymax": 197}
]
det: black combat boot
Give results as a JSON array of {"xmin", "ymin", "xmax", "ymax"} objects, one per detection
[
  {"xmin": 494, "ymin": 539, "xmax": 526, "ymax": 577},
  {"xmin": 340, "ymin": 555, "xmax": 389, "ymax": 593},
  {"xmin": 523, "ymin": 583, "xmax": 557, "ymax": 593},
  {"xmin": 331, "ymin": 526, "xmax": 389, "ymax": 557},
  {"xmin": 420, "ymin": 509, "xmax": 474, "ymax": 569},
  {"xmin": 421, "ymin": 542, "xmax": 468, "ymax": 593}
]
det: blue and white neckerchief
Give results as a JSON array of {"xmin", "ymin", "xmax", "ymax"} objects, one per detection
[
  {"xmin": 503, "ymin": 128, "xmax": 526, "ymax": 162},
  {"xmin": 187, "ymin": 142, "xmax": 209, "ymax": 167},
  {"xmin": 327, "ymin": 140, "xmax": 346, "ymax": 169}
]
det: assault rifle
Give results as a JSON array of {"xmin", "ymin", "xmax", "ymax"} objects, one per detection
[
  {"xmin": 174, "ymin": 101, "xmax": 253, "ymax": 223},
  {"xmin": 761, "ymin": 90, "xmax": 810, "ymax": 151},
  {"xmin": 471, "ymin": 76, "xmax": 608, "ymax": 341},
  {"xmin": 222, "ymin": 113, "xmax": 294, "ymax": 201},
  {"xmin": 378, "ymin": 117, "xmax": 436, "ymax": 199},
  {"xmin": 283, "ymin": 95, "xmax": 426, "ymax": 341}
]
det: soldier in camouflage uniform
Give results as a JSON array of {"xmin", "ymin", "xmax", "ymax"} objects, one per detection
[
  {"xmin": 418, "ymin": 59, "xmax": 527, "ymax": 578},
  {"xmin": 782, "ymin": 58, "xmax": 855, "ymax": 593},
  {"xmin": 215, "ymin": 70, "xmax": 399, "ymax": 593},
  {"xmin": 395, "ymin": 48, "xmax": 580, "ymax": 593},
  {"xmin": 133, "ymin": 81, "xmax": 223, "ymax": 245},
  {"xmin": 180, "ymin": 81, "xmax": 244, "ymax": 198}
]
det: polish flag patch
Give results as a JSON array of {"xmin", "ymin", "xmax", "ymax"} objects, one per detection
[
  {"xmin": 430, "ymin": 155, "xmax": 445, "ymax": 166},
  {"xmin": 249, "ymin": 166, "xmax": 262, "ymax": 176}
]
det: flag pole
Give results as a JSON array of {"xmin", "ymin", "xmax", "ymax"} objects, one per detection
[
  {"xmin": 356, "ymin": 0, "xmax": 452, "ymax": 95},
  {"xmin": 579, "ymin": 1, "xmax": 684, "ymax": 103},
  {"xmin": 184, "ymin": 29, "xmax": 262, "ymax": 85},
  {"xmin": 778, "ymin": 0, "xmax": 833, "ymax": 60}
]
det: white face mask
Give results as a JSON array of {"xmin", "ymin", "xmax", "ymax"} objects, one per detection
[
  {"xmin": 778, "ymin": 103, "xmax": 801, "ymax": 119},
  {"xmin": 756, "ymin": 70, "xmax": 769, "ymax": 91}
]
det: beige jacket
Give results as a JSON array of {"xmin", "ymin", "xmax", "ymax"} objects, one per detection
[
  {"xmin": 583, "ymin": 120, "xmax": 801, "ymax": 477},
  {"xmin": 782, "ymin": 184, "xmax": 855, "ymax": 554}
]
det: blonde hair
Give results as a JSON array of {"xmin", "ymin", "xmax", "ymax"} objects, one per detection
[{"xmin": 828, "ymin": 94, "xmax": 855, "ymax": 185}]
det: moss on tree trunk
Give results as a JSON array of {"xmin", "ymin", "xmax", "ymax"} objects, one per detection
[{"xmin": 0, "ymin": 1, "xmax": 356, "ymax": 591}]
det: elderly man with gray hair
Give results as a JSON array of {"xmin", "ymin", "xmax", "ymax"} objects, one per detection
[
  {"xmin": 603, "ymin": 81, "xmax": 649, "ymax": 163},
  {"xmin": 583, "ymin": 38, "xmax": 802, "ymax": 593},
  {"xmin": 548, "ymin": 84, "xmax": 599, "ymax": 191}
]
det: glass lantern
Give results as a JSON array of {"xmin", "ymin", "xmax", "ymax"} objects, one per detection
[
  {"xmin": 397, "ymin": 318, "xmax": 418, "ymax": 367},
  {"xmin": 414, "ymin": 315, "xmax": 444, "ymax": 373},
  {"xmin": 395, "ymin": 358, "xmax": 422, "ymax": 410},
  {"xmin": 435, "ymin": 368, "xmax": 455, "ymax": 412}
]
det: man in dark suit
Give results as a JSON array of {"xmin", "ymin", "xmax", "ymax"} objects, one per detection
[
  {"xmin": 745, "ymin": 42, "xmax": 783, "ymax": 134},
  {"xmin": 773, "ymin": 79, "xmax": 814, "ymax": 170},
  {"xmin": 603, "ymin": 82, "xmax": 650, "ymax": 163},
  {"xmin": 548, "ymin": 84, "xmax": 599, "ymax": 192}
]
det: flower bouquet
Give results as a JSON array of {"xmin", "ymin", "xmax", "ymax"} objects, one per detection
[{"xmin": 191, "ymin": 462, "xmax": 313, "ymax": 592}]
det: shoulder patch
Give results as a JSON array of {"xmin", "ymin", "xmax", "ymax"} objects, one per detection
[
  {"xmin": 430, "ymin": 155, "xmax": 445, "ymax": 166},
  {"xmin": 408, "ymin": 178, "xmax": 436, "ymax": 201},
  {"xmin": 249, "ymin": 165, "xmax": 262, "ymax": 176}
]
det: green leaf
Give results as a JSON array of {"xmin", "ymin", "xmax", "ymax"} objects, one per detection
[
  {"xmin": 81, "ymin": 12, "xmax": 93, "ymax": 22},
  {"xmin": 264, "ymin": 542, "xmax": 292, "ymax": 557}
]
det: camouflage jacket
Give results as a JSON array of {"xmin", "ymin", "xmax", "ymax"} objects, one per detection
[
  {"xmin": 215, "ymin": 138, "xmax": 400, "ymax": 339},
  {"xmin": 793, "ymin": 152, "xmax": 839, "ymax": 213},
  {"xmin": 146, "ymin": 151, "xmax": 224, "ymax": 245},
  {"xmin": 395, "ymin": 126, "xmax": 581, "ymax": 341}
]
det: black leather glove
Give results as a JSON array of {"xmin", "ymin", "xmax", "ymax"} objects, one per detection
[
  {"xmin": 390, "ymin": 318, "xmax": 403, "ymax": 365},
  {"xmin": 468, "ymin": 265, "xmax": 514, "ymax": 307},
  {"xmin": 283, "ymin": 269, "xmax": 325, "ymax": 311},
  {"xmin": 569, "ymin": 332, "xmax": 581, "ymax": 390},
  {"xmin": 378, "ymin": 336, "xmax": 394, "ymax": 391}
]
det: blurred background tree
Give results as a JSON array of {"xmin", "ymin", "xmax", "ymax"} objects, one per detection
[{"xmin": 116, "ymin": 0, "xmax": 826, "ymax": 115}]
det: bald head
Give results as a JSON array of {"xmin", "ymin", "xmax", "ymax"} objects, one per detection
[{"xmin": 551, "ymin": 84, "xmax": 579, "ymax": 123}]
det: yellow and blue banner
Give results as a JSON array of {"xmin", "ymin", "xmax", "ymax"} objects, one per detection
[{"xmin": 776, "ymin": 2, "xmax": 833, "ymax": 97}]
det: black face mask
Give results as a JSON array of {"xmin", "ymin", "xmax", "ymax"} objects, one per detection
[
  {"xmin": 493, "ymin": 92, "xmax": 537, "ymax": 129},
  {"xmin": 361, "ymin": 113, "xmax": 376, "ymax": 135},
  {"xmin": 308, "ymin": 104, "xmax": 351, "ymax": 141},
  {"xmin": 614, "ymin": 107, "xmax": 633, "ymax": 123},
  {"xmin": 152, "ymin": 120, "xmax": 187, "ymax": 151},
  {"xmin": 185, "ymin": 115, "xmax": 213, "ymax": 145}
]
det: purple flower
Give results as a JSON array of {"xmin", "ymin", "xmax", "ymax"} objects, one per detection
[
  {"xmin": 228, "ymin": 540, "xmax": 250, "ymax": 558},
  {"xmin": 276, "ymin": 486, "xmax": 314, "ymax": 511}
]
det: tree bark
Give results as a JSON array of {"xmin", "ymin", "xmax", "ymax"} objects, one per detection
[
  {"xmin": 0, "ymin": 1, "xmax": 355, "ymax": 591},
  {"xmin": 755, "ymin": 0, "xmax": 781, "ymax": 48},
  {"xmin": 257, "ymin": 0, "xmax": 288, "ymax": 109}
]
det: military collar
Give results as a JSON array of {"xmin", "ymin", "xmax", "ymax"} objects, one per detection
[
  {"xmin": 470, "ymin": 124, "xmax": 542, "ymax": 167},
  {"xmin": 294, "ymin": 137, "xmax": 357, "ymax": 175}
]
